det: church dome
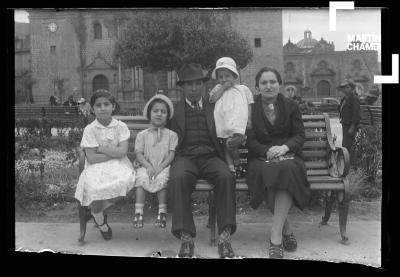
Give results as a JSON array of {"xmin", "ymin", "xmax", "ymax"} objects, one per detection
[{"xmin": 296, "ymin": 30, "xmax": 318, "ymax": 49}]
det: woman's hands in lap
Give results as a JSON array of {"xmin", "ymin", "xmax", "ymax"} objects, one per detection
[{"xmin": 266, "ymin": 145, "xmax": 290, "ymax": 160}]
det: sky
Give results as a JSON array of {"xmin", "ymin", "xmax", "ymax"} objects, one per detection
[{"xmin": 14, "ymin": 8, "xmax": 381, "ymax": 61}]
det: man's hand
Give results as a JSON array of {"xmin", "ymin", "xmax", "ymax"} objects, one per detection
[{"xmin": 266, "ymin": 145, "xmax": 290, "ymax": 160}]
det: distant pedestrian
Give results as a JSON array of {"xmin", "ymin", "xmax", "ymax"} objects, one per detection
[
  {"xmin": 337, "ymin": 79, "xmax": 361, "ymax": 163},
  {"xmin": 49, "ymin": 95, "xmax": 60, "ymax": 106},
  {"xmin": 63, "ymin": 95, "xmax": 77, "ymax": 106},
  {"xmin": 77, "ymin": 97, "xmax": 91, "ymax": 116}
]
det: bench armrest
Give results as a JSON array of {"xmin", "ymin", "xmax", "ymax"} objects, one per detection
[{"xmin": 328, "ymin": 146, "xmax": 350, "ymax": 178}]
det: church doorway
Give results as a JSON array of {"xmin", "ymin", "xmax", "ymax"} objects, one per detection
[
  {"xmin": 92, "ymin": 75, "xmax": 109, "ymax": 92},
  {"xmin": 316, "ymin": 80, "xmax": 330, "ymax": 97}
]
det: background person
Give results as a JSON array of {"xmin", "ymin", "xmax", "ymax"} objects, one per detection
[
  {"xmin": 63, "ymin": 95, "xmax": 77, "ymax": 106},
  {"xmin": 337, "ymin": 78, "xmax": 361, "ymax": 164}
]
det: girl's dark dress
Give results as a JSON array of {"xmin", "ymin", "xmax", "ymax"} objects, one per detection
[{"xmin": 245, "ymin": 93, "xmax": 310, "ymax": 210}]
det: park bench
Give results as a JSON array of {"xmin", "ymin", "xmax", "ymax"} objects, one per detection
[
  {"xmin": 15, "ymin": 105, "xmax": 80, "ymax": 123},
  {"xmin": 77, "ymin": 113, "xmax": 351, "ymax": 246},
  {"xmin": 360, "ymin": 105, "xmax": 382, "ymax": 126}
]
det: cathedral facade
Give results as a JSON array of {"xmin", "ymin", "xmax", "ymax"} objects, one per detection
[
  {"xmin": 283, "ymin": 30, "xmax": 380, "ymax": 101},
  {"xmin": 26, "ymin": 9, "xmax": 283, "ymax": 111}
]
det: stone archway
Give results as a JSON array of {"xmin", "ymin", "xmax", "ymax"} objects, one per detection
[
  {"xmin": 92, "ymin": 75, "xmax": 109, "ymax": 92},
  {"xmin": 316, "ymin": 80, "xmax": 331, "ymax": 97}
]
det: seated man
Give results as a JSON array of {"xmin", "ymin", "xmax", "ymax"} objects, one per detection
[{"xmin": 167, "ymin": 63, "xmax": 237, "ymax": 258}]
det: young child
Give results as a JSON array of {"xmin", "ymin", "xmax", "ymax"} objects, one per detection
[
  {"xmin": 209, "ymin": 57, "xmax": 254, "ymax": 173},
  {"xmin": 75, "ymin": 89, "xmax": 136, "ymax": 240},
  {"xmin": 133, "ymin": 94, "xmax": 178, "ymax": 228}
]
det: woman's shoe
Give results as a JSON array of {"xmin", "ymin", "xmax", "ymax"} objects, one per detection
[
  {"xmin": 93, "ymin": 212, "xmax": 112, "ymax": 240},
  {"xmin": 133, "ymin": 213, "xmax": 144, "ymax": 228},
  {"xmin": 282, "ymin": 232, "xmax": 297, "ymax": 252},
  {"xmin": 269, "ymin": 239, "xmax": 284, "ymax": 259},
  {"xmin": 155, "ymin": 213, "xmax": 167, "ymax": 228}
]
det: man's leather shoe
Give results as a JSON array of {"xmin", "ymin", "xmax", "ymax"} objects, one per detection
[
  {"xmin": 218, "ymin": 241, "xmax": 235, "ymax": 258},
  {"xmin": 178, "ymin": 241, "xmax": 194, "ymax": 258}
]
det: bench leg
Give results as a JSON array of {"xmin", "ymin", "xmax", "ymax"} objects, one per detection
[
  {"xmin": 208, "ymin": 191, "xmax": 217, "ymax": 247},
  {"xmin": 320, "ymin": 191, "xmax": 336, "ymax": 225},
  {"xmin": 78, "ymin": 201, "xmax": 89, "ymax": 245},
  {"xmin": 337, "ymin": 192, "xmax": 350, "ymax": 244}
]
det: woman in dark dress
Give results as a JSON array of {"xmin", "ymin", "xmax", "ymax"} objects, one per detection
[{"xmin": 245, "ymin": 67, "xmax": 310, "ymax": 258}]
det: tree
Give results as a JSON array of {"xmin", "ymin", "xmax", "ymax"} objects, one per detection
[{"xmin": 113, "ymin": 11, "xmax": 253, "ymax": 74}]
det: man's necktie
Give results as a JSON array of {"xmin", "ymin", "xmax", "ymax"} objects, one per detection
[{"xmin": 191, "ymin": 100, "xmax": 201, "ymax": 111}]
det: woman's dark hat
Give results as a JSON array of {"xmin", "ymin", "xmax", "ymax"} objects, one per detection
[{"xmin": 176, "ymin": 63, "xmax": 209, "ymax": 86}]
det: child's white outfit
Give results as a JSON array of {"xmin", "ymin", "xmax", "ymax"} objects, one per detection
[
  {"xmin": 210, "ymin": 84, "xmax": 254, "ymax": 138},
  {"xmin": 75, "ymin": 118, "xmax": 136, "ymax": 206},
  {"xmin": 134, "ymin": 127, "xmax": 178, "ymax": 193}
]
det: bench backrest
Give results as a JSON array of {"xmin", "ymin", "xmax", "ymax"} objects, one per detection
[
  {"xmin": 116, "ymin": 114, "xmax": 334, "ymax": 179},
  {"xmin": 15, "ymin": 105, "xmax": 80, "ymax": 122}
]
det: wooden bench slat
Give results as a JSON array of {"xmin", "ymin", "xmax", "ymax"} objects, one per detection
[
  {"xmin": 303, "ymin": 150, "xmax": 328, "ymax": 158},
  {"xmin": 305, "ymin": 161, "xmax": 328, "ymax": 168},
  {"xmin": 307, "ymin": 176, "xmax": 342, "ymax": 183},
  {"xmin": 310, "ymin": 183, "xmax": 344, "ymax": 190},
  {"xmin": 307, "ymin": 169, "xmax": 330, "ymax": 175},
  {"xmin": 303, "ymin": 141, "xmax": 328, "ymax": 148},
  {"xmin": 305, "ymin": 131, "xmax": 327, "ymax": 138},
  {"xmin": 304, "ymin": 122, "xmax": 327, "ymax": 128},
  {"xmin": 302, "ymin": 115, "xmax": 325, "ymax": 120},
  {"xmin": 195, "ymin": 177, "xmax": 343, "ymax": 191}
]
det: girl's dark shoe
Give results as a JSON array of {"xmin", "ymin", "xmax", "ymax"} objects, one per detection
[
  {"xmin": 133, "ymin": 213, "xmax": 144, "ymax": 228},
  {"xmin": 156, "ymin": 213, "xmax": 167, "ymax": 228},
  {"xmin": 269, "ymin": 239, "xmax": 284, "ymax": 259},
  {"xmin": 282, "ymin": 233, "xmax": 297, "ymax": 252},
  {"xmin": 93, "ymin": 212, "xmax": 112, "ymax": 240}
]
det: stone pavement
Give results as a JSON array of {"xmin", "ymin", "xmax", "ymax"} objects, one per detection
[{"xmin": 15, "ymin": 217, "xmax": 380, "ymax": 267}]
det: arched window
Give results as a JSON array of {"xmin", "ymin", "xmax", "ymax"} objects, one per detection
[
  {"xmin": 316, "ymin": 80, "xmax": 331, "ymax": 97},
  {"xmin": 94, "ymin": 22, "xmax": 102, "ymax": 40},
  {"xmin": 92, "ymin": 75, "xmax": 109, "ymax": 92}
]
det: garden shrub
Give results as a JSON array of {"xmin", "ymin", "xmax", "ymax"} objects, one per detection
[{"xmin": 353, "ymin": 125, "xmax": 382, "ymax": 182}]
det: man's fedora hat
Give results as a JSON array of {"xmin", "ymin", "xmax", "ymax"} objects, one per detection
[
  {"xmin": 337, "ymin": 78, "xmax": 356, "ymax": 89},
  {"xmin": 176, "ymin": 63, "xmax": 209, "ymax": 86}
]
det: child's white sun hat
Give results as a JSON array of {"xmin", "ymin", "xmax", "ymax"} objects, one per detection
[
  {"xmin": 211, "ymin": 57, "xmax": 240, "ymax": 79},
  {"xmin": 143, "ymin": 94, "xmax": 174, "ymax": 120}
]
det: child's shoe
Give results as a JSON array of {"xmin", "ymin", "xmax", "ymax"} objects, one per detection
[
  {"xmin": 133, "ymin": 213, "xmax": 144, "ymax": 228},
  {"xmin": 155, "ymin": 212, "xmax": 167, "ymax": 228}
]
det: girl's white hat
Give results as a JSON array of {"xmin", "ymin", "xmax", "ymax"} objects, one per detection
[
  {"xmin": 143, "ymin": 94, "xmax": 174, "ymax": 120},
  {"xmin": 211, "ymin": 57, "xmax": 239, "ymax": 79}
]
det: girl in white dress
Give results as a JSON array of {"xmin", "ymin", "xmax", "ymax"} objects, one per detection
[
  {"xmin": 75, "ymin": 90, "xmax": 136, "ymax": 240},
  {"xmin": 133, "ymin": 94, "xmax": 178, "ymax": 228},
  {"xmin": 209, "ymin": 57, "xmax": 254, "ymax": 173}
]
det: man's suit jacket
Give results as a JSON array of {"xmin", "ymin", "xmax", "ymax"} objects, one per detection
[
  {"xmin": 338, "ymin": 92, "xmax": 361, "ymax": 126},
  {"xmin": 167, "ymin": 97, "xmax": 225, "ymax": 160}
]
